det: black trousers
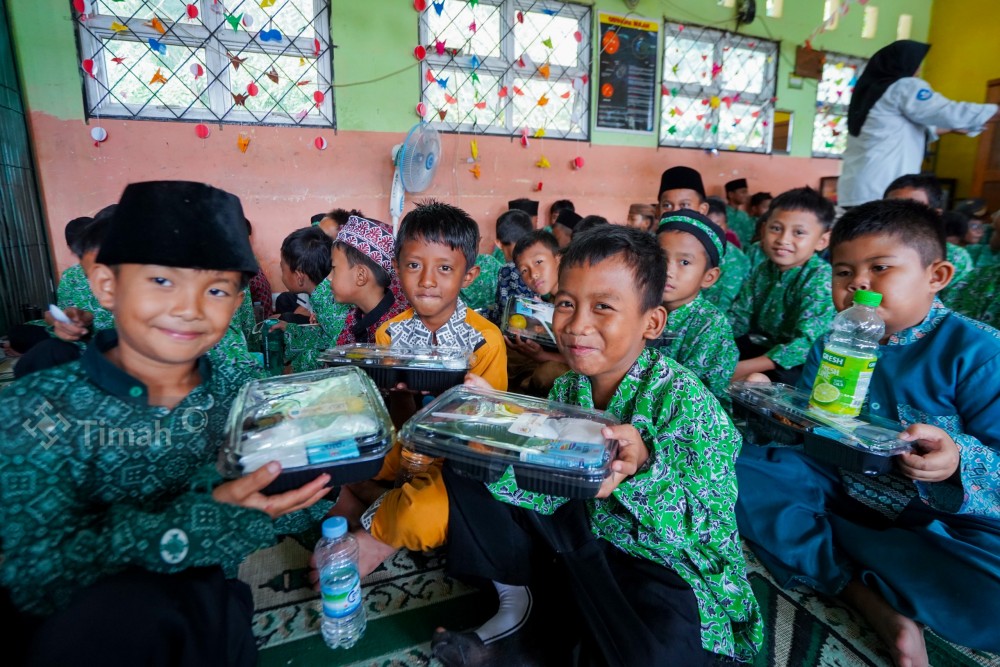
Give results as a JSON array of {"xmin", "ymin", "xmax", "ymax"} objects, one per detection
[
  {"xmin": 13, "ymin": 567, "xmax": 256, "ymax": 667},
  {"xmin": 443, "ymin": 466, "xmax": 713, "ymax": 667},
  {"xmin": 735, "ymin": 334, "xmax": 803, "ymax": 386}
]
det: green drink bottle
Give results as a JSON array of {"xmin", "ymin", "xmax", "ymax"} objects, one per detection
[
  {"xmin": 261, "ymin": 319, "xmax": 285, "ymax": 376},
  {"xmin": 809, "ymin": 290, "xmax": 884, "ymax": 417}
]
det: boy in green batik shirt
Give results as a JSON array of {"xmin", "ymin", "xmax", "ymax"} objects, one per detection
[
  {"xmin": 702, "ymin": 197, "xmax": 751, "ymax": 317},
  {"xmin": 433, "ymin": 226, "xmax": 761, "ymax": 666},
  {"xmin": 0, "ymin": 181, "xmax": 332, "ymax": 665},
  {"xmin": 52, "ymin": 213, "xmax": 115, "ymax": 334},
  {"xmin": 655, "ymin": 211, "xmax": 739, "ymax": 409},
  {"xmin": 945, "ymin": 263, "xmax": 1000, "ymax": 327},
  {"xmin": 725, "ymin": 178, "xmax": 756, "ymax": 246},
  {"xmin": 731, "ymin": 187, "xmax": 836, "ymax": 384},
  {"xmin": 460, "ymin": 252, "xmax": 502, "ymax": 312}
]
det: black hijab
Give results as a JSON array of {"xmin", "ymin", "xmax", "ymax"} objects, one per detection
[{"xmin": 847, "ymin": 40, "xmax": 931, "ymax": 137}]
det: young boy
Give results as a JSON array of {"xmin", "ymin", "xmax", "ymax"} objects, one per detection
[
  {"xmin": 332, "ymin": 201, "xmax": 508, "ymax": 575},
  {"xmin": 656, "ymin": 211, "xmax": 738, "ymax": 408},
  {"xmin": 330, "ymin": 215, "xmax": 408, "ymax": 344},
  {"xmin": 432, "ymin": 225, "xmax": 762, "ymax": 666},
  {"xmin": 493, "ymin": 209, "xmax": 533, "ymax": 263},
  {"xmin": 0, "ymin": 181, "xmax": 332, "ymax": 665},
  {"xmin": 725, "ymin": 178, "xmax": 756, "ymax": 246},
  {"xmin": 736, "ymin": 199, "xmax": 1000, "ymax": 665},
  {"xmin": 507, "ymin": 198, "xmax": 540, "ymax": 229},
  {"xmin": 944, "ymin": 263, "xmax": 1000, "ymax": 327},
  {"xmin": 883, "ymin": 174, "xmax": 975, "ymax": 285},
  {"xmin": 626, "ymin": 203, "xmax": 656, "ymax": 232},
  {"xmin": 272, "ymin": 226, "xmax": 350, "ymax": 372},
  {"xmin": 657, "ymin": 166, "xmax": 709, "ymax": 219},
  {"xmin": 460, "ymin": 253, "xmax": 502, "ymax": 313},
  {"xmin": 551, "ymin": 209, "xmax": 582, "ymax": 248},
  {"xmin": 730, "ymin": 187, "xmax": 836, "ymax": 383},
  {"xmin": 506, "ymin": 230, "xmax": 569, "ymax": 395},
  {"xmin": 703, "ymin": 196, "xmax": 752, "ymax": 316},
  {"xmin": 749, "ymin": 191, "xmax": 773, "ymax": 220},
  {"xmin": 486, "ymin": 210, "xmax": 535, "ymax": 325}
]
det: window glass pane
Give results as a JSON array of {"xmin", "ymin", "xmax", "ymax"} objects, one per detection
[
  {"xmin": 229, "ymin": 53, "xmax": 323, "ymax": 119},
  {"xmin": 659, "ymin": 94, "xmax": 712, "ymax": 145},
  {"xmin": 720, "ymin": 102, "xmax": 766, "ymax": 150},
  {"xmin": 96, "ymin": 0, "xmax": 174, "ymax": 19},
  {"xmin": 722, "ymin": 47, "xmax": 769, "ymax": 95},
  {"xmin": 423, "ymin": 67, "xmax": 504, "ymax": 129},
  {"xmin": 99, "ymin": 38, "xmax": 208, "ymax": 112},
  {"xmin": 515, "ymin": 11, "xmax": 583, "ymax": 69},
  {"xmin": 511, "ymin": 77, "xmax": 581, "ymax": 135},
  {"xmin": 424, "ymin": 1, "xmax": 503, "ymax": 59},
  {"xmin": 812, "ymin": 111, "xmax": 848, "ymax": 154},
  {"xmin": 663, "ymin": 37, "xmax": 713, "ymax": 85},
  {"xmin": 817, "ymin": 62, "xmax": 857, "ymax": 106},
  {"xmin": 235, "ymin": 0, "xmax": 323, "ymax": 41}
]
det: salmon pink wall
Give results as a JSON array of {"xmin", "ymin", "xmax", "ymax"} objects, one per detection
[{"xmin": 33, "ymin": 113, "xmax": 839, "ymax": 287}]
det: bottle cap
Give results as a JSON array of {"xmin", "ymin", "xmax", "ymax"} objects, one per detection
[
  {"xmin": 322, "ymin": 516, "xmax": 348, "ymax": 539},
  {"xmin": 852, "ymin": 290, "xmax": 882, "ymax": 307}
]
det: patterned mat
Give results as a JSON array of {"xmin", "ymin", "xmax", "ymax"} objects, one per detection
[{"xmin": 246, "ymin": 537, "xmax": 999, "ymax": 667}]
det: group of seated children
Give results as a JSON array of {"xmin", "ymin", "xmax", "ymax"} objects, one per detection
[{"xmin": 1, "ymin": 168, "xmax": 998, "ymax": 667}]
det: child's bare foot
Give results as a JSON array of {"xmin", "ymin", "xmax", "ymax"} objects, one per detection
[
  {"xmin": 842, "ymin": 579, "xmax": 928, "ymax": 667},
  {"xmin": 327, "ymin": 485, "xmax": 366, "ymax": 530},
  {"xmin": 352, "ymin": 528, "xmax": 398, "ymax": 578}
]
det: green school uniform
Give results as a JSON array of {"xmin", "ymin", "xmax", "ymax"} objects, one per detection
[
  {"xmin": 730, "ymin": 254, "xmax": 835, "ymax": 369},
  {"xmin": 56, "ymin": 263, "xmax": 114, "ymax": 331},
  {"xmin": 966, "ymin": 243, "xmax": 1000, "ymax": 269},
  {"xmin": 726, "ymin": 207, "xmax": 756, "ymax": 247},
  {"xmin": 660, "ymin": 295, "xmax": 738, "ymax": 409},
  {"xmin": 460, "ymin": 254, "xmax": 502, "ymax": 312},
  {"xmin": 491, "ymin": 246, "xmax": 507, "ymax": 264},
  {"xmin": 945, "ymin": 264, "xmax": 1000, "ymax": 327},
  {"xmin": 742, "ymin": 242, "xmax": 767, "ymax": 271},
  {"xmin": 0, "ymin": 330, "xmax": 327, "ymax": 616},
  {"xmin": 947, "ymin": 243, "xmax": 975, "ymax": 286},
  {"xmin": 487, "ymin": 348, "xmax": 763, "ymax": 660},
  {"xmin": 285, "ymin": 277, "xmax": 350, "ymax": 373},
  {"xmin": 703, "ymin": 244, "xmax": 751, "ymax": 316}
]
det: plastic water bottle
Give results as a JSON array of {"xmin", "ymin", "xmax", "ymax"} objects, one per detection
[
  {"xmin": 396, "ymin": 443, "xmax": 434, "ymax": 487},
  {"xmin": 809, "ymin": 290, "xmax": 885, "ymax": 417},
  {"xmin": 316, "ymin": 517, "xmax": 366, "ymax": 649},
  {"xmin": 261, "ymin": 319, "xmax": 284, "ymax": 376}
]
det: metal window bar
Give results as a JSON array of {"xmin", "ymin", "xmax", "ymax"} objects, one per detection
[
  {"xmin": 418, "ymin": 0, "xmax": 590, "ymax": 140},
  {"xmin": 76, "ymin": 0, "xmax": 335, "ymax": 127},
  {"xmin": 659, "ymin": 21, "xmax": 777, "ymax": 154},
  {"xmin": 812, "ymin": 51, "xmax": 866, "ymax": 158}
]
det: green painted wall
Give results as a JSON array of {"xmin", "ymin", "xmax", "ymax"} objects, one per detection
[{"xmin": 8, "ymin": 0, "xmax": 932, "ymax": 158}]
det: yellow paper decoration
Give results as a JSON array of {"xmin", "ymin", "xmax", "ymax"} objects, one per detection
[
  {"xmin": 536, "ymin": 155, "xmax": 551, "ymax": 168},
  {"xmin": 237, "ymin": 134, "xmax": 251, "ymax": 153},
  {"xmin": 533, "ymin": 128, "xmax": 545, "ymax": 138},
  {"xmin": 710, "ymin": 96, "xmax": 721, "ymax": 109},
  {"xmin": 110, "ymin": 21, "xmax": 128, "ymax": 32},
  {"xmin": 470, "ymin": 139, "xmax": 479, "ymax": 161}
]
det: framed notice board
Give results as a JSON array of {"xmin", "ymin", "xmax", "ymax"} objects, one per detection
[{"xmin": 596, "ymin": 13, "xmax": 659, "ymax": 133}]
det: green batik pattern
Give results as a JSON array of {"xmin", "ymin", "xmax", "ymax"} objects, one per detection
[
  {"xmin": 491, "ymin": 246, "xmax": 506, "ymax": 264},
  {"xmin": 703, "ymin": 244, "xmax": 751, "ymax": 316},
  {"xmin": 0, "ymin": 352, "xmax": 276, "ymax": 616},
  {"xmin": 233, "ymin": 289, "xmax": 257, "ymax": 351},
  {"xmin": 285, "ymin": 278, "xmax": 350, "ymax": 373},
  {"xmin": 726, "ymin": 207, "xmax": 756, "ymax": 247},
  {"xmin": 947, "ymin": 243, "xmax": 975, "ymax": 288},
  {"xmin": 661, "ymin": 295, "xmax": 737, "ymax": 409},
  {"xmin": 743, "ymin": 242, "xmax": 767, "ymax": 270},
  {"xmin": 56, "ymin": 263, "xmax": 114, "ymax": 331},
  {"xmin": 944, "ymin": 264, "xmax": 1000, "ymax": 327},
  {"xmin": 488, "ymin": 348, "xmax": 763, "ymax": 660},
  {"xmin": 460, "ymin": 254, "xmax": 502, "ymax": 312},
  {"xmin": 966, "ymin": 244, "xmax": 1000, "ymax": 268},
  {"xmin": 730, "ymin": 254, "xmax": 835, "ymax": 369}
]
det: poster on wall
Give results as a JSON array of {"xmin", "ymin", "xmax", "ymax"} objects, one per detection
[{"xmin": 595, "ymin": 13, "xmax": 659, "ymax": 133}]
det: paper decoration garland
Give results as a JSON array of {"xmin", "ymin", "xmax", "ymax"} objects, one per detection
[
  {"xmin": 536, "ymin": 156, "xmax": 551, "ymax": 169},
  {"xmin": 313, "ymin": 91, "xmax": 325, "ymax": 107},
  {"xmin": 190, "ymin": 63, "xmax": 204, "ymax": 79},
  {"xmin": 414, "ymin": 0, "xmax": 427, "ymax": 10},
  {"xmin": 315, "ymin": 137, "xmax": 328, "ymax": 150},
  {"xmin": 150, "ymin": 68, "xmax": 168, "ymax": 85},
  {"xmin": 247, "ymin": 82, "xmax": 259, "ymax": 97},
  {"xmin": 416, "ymin": 102, "xmax": 427, "ymax": 118},
  {"xmin": 266, "ymin": 69, "xmax": 279, "ymax": 84},
  {"xmin": 195, "ymin": 124, "xmax": 210, "ymax": 139},
  {"xmin": 237, "ymin": 134, "xmax": 251, "ymax": 153},
  {"xmin": 110, "ymin": 21, "xmax": 128, "ymax": 32},
  {"xmin": 573, "ymin": 157, "xmax": 584, "ymax": 169},
  {"xmin": 414, "ymin": 45, "xmax": 426, "ymax": 60},
  {"xmin": 143, "ymin": 17, "xmax": 167, "ymax": 34},
  {"xmin": 232, "ymin": 92, "xmax": 248, "ymax": 106},
  {"xmin": 470, "ymin": 164, "xmax": 481, "ymax": 179},
  {"xmin": 90, "ymin": 127, "xmax": 108, "ymax": 145},
  {"xmin": 82, "ymin": 59, "xmax": 96, "ymax": 78}
]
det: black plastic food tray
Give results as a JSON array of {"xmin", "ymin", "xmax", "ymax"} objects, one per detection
[
  {"xmin": 802, "ymin": 431, "xmax": 896, "ymax": 476},
  {"xmin": 257, "ymin": 429, "xmax": 393, "ymax": 495},
  {"xmin": 730, "ymin": 400, "xmax": 809, "ymax": 446},
  {"xmin": 321, "ymin": 361, "xmax": 466, "ymax": 394}
]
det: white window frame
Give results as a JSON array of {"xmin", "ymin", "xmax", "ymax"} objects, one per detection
[
  {"xmin": 77, "ymin": 0, "xmax": 335, "ymax": 126},
  {"xmin": 811, "ymin": 51, "xmax": 866, "ymax": 158},
  {"xmin": 418, "ymin": 0, "xmax": 591, "ymax": 139},
  {"xmin": 658, "ymin": 22, "xmax": 778, "ymax": 154}
]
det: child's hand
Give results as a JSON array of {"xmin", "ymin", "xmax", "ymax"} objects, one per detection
[
  {"xmin": 505, "ymin": 334, "xmax": 545, "ymax": 360},
  {"xmin": 212, "ymin": 462, "xmax": 331, "ymax": 519},
  {"xmin": 596, "ymin": 424, "xmax": 649, "ymax": 499},
  {"xmin": 46, "ymin": 307, "xmax": 93, "ymax": 341},
  {"xmin": 743, "ymin": 373, "xmax": 772, "ymax": 384},
  {"xmin": 733, "ymin": 356, "xmax": 776, "ymax": 382},
  {"xmin": 897, "ymin": 424, "xmax": 961, "ymax": 483},
  {"xmin": 463, "ymin": 372, "xmax": 492, "ymax": 391},
  {"xmin": 268, "ymin": 320, "xmax": 287, "ymax": 332}
]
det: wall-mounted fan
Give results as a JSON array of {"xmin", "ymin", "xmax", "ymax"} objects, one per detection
[
  {"xmin": 737, "ymin": 0, "xmax": 757, "ymax": 28},
  {"xmin": 389, "ymin": 122, "xmax": 441, "ymax": 234}
]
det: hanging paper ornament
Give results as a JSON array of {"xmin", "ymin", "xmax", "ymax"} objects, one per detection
[
  {"xmin": 469, "ymin": 0, "xmax": 478, "ymax": 6},
  {"xmin": 414, "ymin": 45, "xmax": 426, "ymax": 60},
  {"xmin": 225, "ymin": 13, "xmax": 242, "ymax": 31},
  {"xmin": 722, "ymin": 96, "xmax": 733, "ymax": 109},
  {"xmin": 414, "ymin": 0, "xmax": 426, "ymax": 10},
  {"xmin": 538, "ymin": 63, "xmax": 550, "ymax": 79},
  {"xmin": 573, "ymin": 156, "xmax": 584, "ymax": 169},
  {"xmin": 542, "ymin": 37, "xmax": 553, "ymax": 48},
  {"xmin": 711, "ymin": 62, "xmax": 722, "ymax": 78},
  {"xmin": 265, "ymin": 69, "xmax": 279, "ymax": 84},
  {"xmin": 444, "ymin": 93, "xmax": 458, "ymax": 104},
  {"xmin": 314, "ymin": 38, "xmax": 321, "ymax": 56},
  {"xmin": 148, "ymin": 38, "xmax": 167, "ymax": 55},
  {"xmin": 432, "ymin": 0, "xmax": 444, "ymax": 16},
  {"xmin": 195, "ymin": 124, "xmax": 210, "ymax": 139},
  {"xmin": 232, "ymin": 92, "xmax": 248, "ymax": 106},
  {"xmin": 520, "ymin": 128, "xmax": 529, "ymax": 148},
  {"xmin": 190, "ymin": 63, "xmax": 204, "ymax": 79},
  {"xmin": 471, "ymin": 72, "xmax": 480, "ymax": 84},
  {"xmin": 667, "ymin": 125, "xmax": 677, "ymax": 135},
  {"xmin": 237, "ymin": 134, "xmax": 251, "ymax": 153},
  {"xmin": 296, "ymin": 79, "xmax": 311, "ymax": 86},
  {"xmin": 534, "ymin": 182, "xmax": 543, "ymax": 192},
  {"xmin": 435, "ymin": 40, "xmax": 446, "ymax": 56},
  {"xmin": 516, "ymin": 11, "xmax": 523, "ymax": 23},
  {"xmin": 513, "ymin": 86, "xmax": 524, "ymax": 96},
  {"xmin": 474, "ymin": 101, "xmax": 486, "ymax": 109},
  {"xmin": 261, "ymin": 0, "xmax": 276, "ymax": 7},
  {"xmin": 299, "ymin": 57, "xmax": 306, "ymax": 66},
  {"xmin": 425, "ymin": 69, "xmax": 436, "ymax": 83},
  {"xmin": 560, "ymin": 91, "xmax": 570, "ymax": 99},
  {"xmin": 242, "ymin": 15, "xmax": 254, "ymax": 29},
  {"xmin": 437, "ymin": 77, "xmax": 449, "ymax": 89},
  {"xmin": 143, "ymin": 17, "xmax": 166, "ymax": 34},
  {"xmin": 469, "ymin": 21, "xmax": 477, "ymax": 32},
  {"xmin": 313, "ymin": 90, "xmax": 325, "ymax": 107},
  {"xmin": 82, "ymin": 59, "xmax": 96, "ymax": 78},
  {"xmin": 574, "ymin": 31, "xmax": 582, "ymax": 43},
  {"xmin": 227, "ymin": 53, "xmax": 246, "ymax": 69},
  {"xmin": 469, "ymin": 139, "xmax": 479, "ymax": 161},
  {"xmin": 247, "ymin": 82, "xmax": 259, "ymax": 97},
  {"xmin": 259, "ymin": 29, "xmax": 283, "ymax": 42},
  {"xmin": 150, "ymin": 68, "xmax": 168, "ymax": 84},
  {"xmin": 111, "ymin": 56, "xmax": 125, "ymax": 65},
  {"xmin": 295, "ymin": 109, "xmax": 309, "ymax": 121},
  {"xmin": 533, "ymin": 128, "xmax": 545, "ymax": 138},
  {"xmin": 469, "ymin": 55, "xmax": 480, "ymax": 69},
  {"xmin": 709, "ymin": 96, "xmax": 720, "ymax": 109},
  {"xmin": 498, "ymin": 86, "xmax": 508, "ymax": 97},
  {"xmin": 469, "ymin": 164, "xmax": 481, "ymax": 179},
  {"xmin": 73, "ymin": 0, "xmax": 86, "ymax": 14},
  {"xmin": 110, "ymin": 20, "xmax": 128, "ymax": 32},
  {"xmin": 416, "ymin": 102, "xmax": 427, "ymax": 118},
  {"xmin": 750, "ymin": 110, "xmax": 761, "ymax": 118},
  {"xmin": 314, "ymin": 136, "xmax": 328, "ymax": 150},
  {"xmin": 438, "ymin": 109, "xmax": 447, "ymax": 120},
  {"xmin": 90, "ymin": 127, "xmax": 108, "ymax": 145}
]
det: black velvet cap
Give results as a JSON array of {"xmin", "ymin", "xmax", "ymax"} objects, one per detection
[
  {"xmin": 508, "ymin": 198, "xmax": 539, "ymax": 216},
  {"xmin": 556, "ymin": 209, "xmax": 583, "ymax": 230},
  {"xmin": 725, "ymin": 178, "xmax": 748, "ymax": 192},
  {"xmin": 97, "ymin": 181, "xmax": 258, "ymax": 274},
  {"xmin": 659, "ymin": 167, "xmax": 706, "ymax": 199}
]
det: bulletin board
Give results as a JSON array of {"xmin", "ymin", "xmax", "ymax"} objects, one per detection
[{"xmin": 595, "ymin": 13, "xmax": 659, "ymax": 133}]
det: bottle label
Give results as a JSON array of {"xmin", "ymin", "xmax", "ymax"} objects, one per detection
[
  {"xmin": 320, "ymin": 567, "xmax": 362, "ymax": 619},
  {"xmin": 809, "ymin": 348, "xmax": 877, "ymax": 416}
]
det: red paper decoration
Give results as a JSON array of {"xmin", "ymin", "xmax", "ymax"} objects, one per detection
[
  {"xmin": 414, "ymin": 45, "xmax": 426, "ymax": 60},
  {"xmin": 186, "ymin": 3, "xmax": 198, "ymax": 19},
  {"xmin": 195, "ymin": 124, "xmax": 210, "ymax": 139},
  {"xmin": 313, "ymin": 90, "xmax": 325, "ymax": 106},
  {"xmin": 247, "ymin": 82, "xmax": 259, "ymax": 97},
  {"xmin": 414, "ymin": 0, "xmax": 427, "ymax": 10},
  {"xmin": 314, "ymin": 136, "xmax": 328, "ymax": 150}
]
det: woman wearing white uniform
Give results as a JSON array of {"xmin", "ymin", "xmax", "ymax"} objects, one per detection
[{"xmin": 839, "ymin": 40, "xmax": 999, "ymax": 208}]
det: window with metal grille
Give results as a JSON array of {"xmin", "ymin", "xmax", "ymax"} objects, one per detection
[
  {"xmin": 659, "ymin": 22, "xmax": 778, "ymax": 153},
  {"xmin": 418, "ymin": 0, "xmax": 591, "ymax": 139},
  {"xmin": 75, "ymin": 0, "xmax": 334, "ymax": 126},
  {"xmin": 812, "ymin": 52, "xmax": 865, "ymax": 157}
]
